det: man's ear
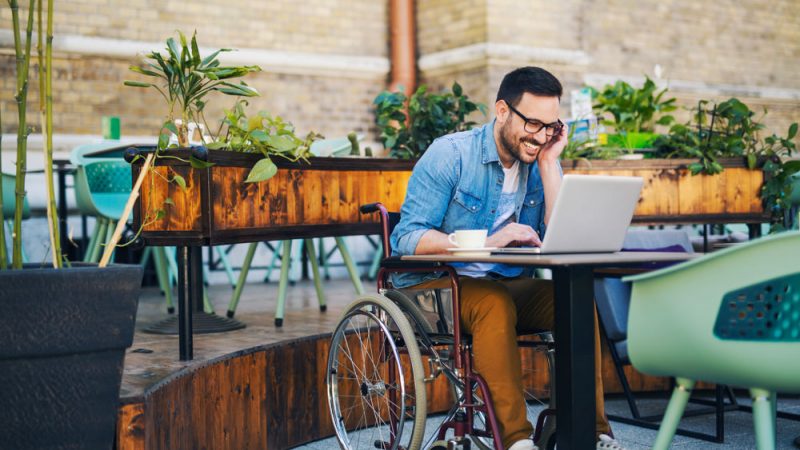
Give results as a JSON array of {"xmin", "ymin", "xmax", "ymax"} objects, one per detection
[{"xmin": 495, "ymin": 100, "xmax": 509, "ymax": 125}]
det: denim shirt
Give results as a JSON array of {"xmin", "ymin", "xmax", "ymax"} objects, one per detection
[{"xmin": 390, "ymin": 120, "xmax": 560, "ymax": 288}]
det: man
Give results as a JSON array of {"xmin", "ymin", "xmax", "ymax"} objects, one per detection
[{"xmin": 390, "ymin": 67, "xmax": 625, "ymax": 450}]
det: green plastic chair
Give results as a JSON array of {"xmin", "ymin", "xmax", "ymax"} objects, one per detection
[
  {"xmin": 226, "ymin": 237, "xmax": 364, "ymax": 326},
  {"xmin": 2, "ymin": 172, "xmax": 31, "ymax": 264},
  {"xmin": 625, "ymin": 231, "xmax": 800, "ymax": 450},
  {"xmin": 226, "ymin": 136, "xmax": 368, "ymax": 326}
]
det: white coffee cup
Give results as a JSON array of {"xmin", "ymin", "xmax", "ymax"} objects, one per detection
[{"xmin": 447, "ymin": 229, "xmax": 488, "ymax": 249}]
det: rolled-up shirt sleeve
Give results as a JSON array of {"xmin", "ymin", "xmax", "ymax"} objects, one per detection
[{"xmin": 391, "ymin": 138, "xmax": 459, "ymax": 255}]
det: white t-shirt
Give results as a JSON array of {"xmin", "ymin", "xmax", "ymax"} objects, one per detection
[{"xmin": 457, "ymin": 160, "xmax": 520, "ymax": 278}]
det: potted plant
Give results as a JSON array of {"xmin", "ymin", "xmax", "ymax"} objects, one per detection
[
  {"xmin": 0, "ymin": 2, "xmax": 142, "ymax": 448},
  {"xmin": 374, "ymin": 82, "xmax": 487, "ymax": 159},
  {"xmin": 590, "ymin": 76, "xmax": 676, "ymax": 154},
  {"xmin": 564, "ymin": 94, "xmax": 797, "ymax": 230},
  {"xmin": 123, "ymin": 32, "xmax": 417, "ymax": 247},
  {"xmin": 653, "ymin": 98, "xmax": 799, "ymax": 230}
]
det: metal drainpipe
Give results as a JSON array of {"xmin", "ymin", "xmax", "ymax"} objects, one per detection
[{"xmin": 389, "ymin": 0, "xmax": 416, "ymax": 94}]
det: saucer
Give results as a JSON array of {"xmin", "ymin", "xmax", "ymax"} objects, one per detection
[{"xmin": 446, "ymin": 247, "xmax": 497, "ymax": 257}]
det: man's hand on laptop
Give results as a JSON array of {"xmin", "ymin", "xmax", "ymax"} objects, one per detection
[{"xmin": 486, "ymin": 223, "xmax": 542, "ymax": 248}]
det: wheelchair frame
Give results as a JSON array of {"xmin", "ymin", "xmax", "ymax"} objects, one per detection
[{"xmin": 326, "ymin": 202, "xmax": 556, "ymax": 450}]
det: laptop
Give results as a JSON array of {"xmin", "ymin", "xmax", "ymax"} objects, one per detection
[{"xmin": 492, "ymin": 174, "xmax": 643, "ymax": 254}]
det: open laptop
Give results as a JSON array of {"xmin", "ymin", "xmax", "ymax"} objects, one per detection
[{"xmin": 492, "ymin": 174, "xmax": 643, "ymax": 254}]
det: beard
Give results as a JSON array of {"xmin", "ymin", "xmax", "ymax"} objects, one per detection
[{"xmin": 498, "ymin": 121, "xmax": 548, "ymax": 164}]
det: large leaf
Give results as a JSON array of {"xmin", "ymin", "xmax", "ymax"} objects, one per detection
[
  {"xmin": 264, "ymin": 134, "xmax": 298, "ymax": 152},
  {"xmin": 245, "ymin": 157, "xmax": 278, "ymax": 183}
]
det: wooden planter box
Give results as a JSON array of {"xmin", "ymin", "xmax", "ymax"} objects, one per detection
[
  {"xmin": 132, "ymin": 152, "xmax": 765, "ymax": 246},
  {"xmin": 132, "ymin": 149, "xmax": 415, "ymax": 246},
  {"xmin": 562, "ymin": 157, "xmax": 767, "ymax": 225}
]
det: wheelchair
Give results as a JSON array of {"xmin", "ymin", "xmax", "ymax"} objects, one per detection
[{"xmin": 326, "ymin": 203, "xmax": 558, "ymax": 450}]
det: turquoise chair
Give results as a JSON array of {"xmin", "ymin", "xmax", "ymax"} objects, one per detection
[
  {"xmin": 226, "ymin": 237, "xmax": 364, "ymax": 326},
  {"xmin": 625, "ymin": 231, "xmax": 800, "ymax": 450},
  {"xmin": 2, "ymin": 172, "xmax": 31, "ymax": 264}
]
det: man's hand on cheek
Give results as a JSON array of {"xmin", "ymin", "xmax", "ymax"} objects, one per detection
[
  {"xmin": 539, "ymin": 121, "xmax": 568, "ymax": 164},
  {"xmin": 486, "ymin": 223, "xmax": 542, "ymax": 248}
]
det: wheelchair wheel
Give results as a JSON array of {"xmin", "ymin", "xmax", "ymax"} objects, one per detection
[{"xmin": 327, "ymin": 294, "xmax": 427, "ymax": 450}]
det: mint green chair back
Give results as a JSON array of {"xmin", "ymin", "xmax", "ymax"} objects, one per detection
[
  {"xmin": 74, "ymin": 160, "xmax": 131, "ymax": 221},
  {"xmin": 2, "ymin": 173, "xmax": 31, "ymax": 220},
  {"xmin": 309, "ymin": 134, "xmax": 363, "ymax": 157},
  {"xmin": 625, "ymin": 231, "xmax": 800, "ymax": 449},
  {"xmin": 69, "ymin": 141, "xmax": 128, "ymax": 166}
]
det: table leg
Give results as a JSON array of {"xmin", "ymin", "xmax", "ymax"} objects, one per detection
[
  {"xmin": 177, "ymin": 246, "xmax": 196, "ymax": 360},
  {"xmin": 148, "ymin": 245, "xmax": 246, "ymax": 358},
  {"xmin": 552, "ymin": 266, "xmax": 596, "ymax": 450}
]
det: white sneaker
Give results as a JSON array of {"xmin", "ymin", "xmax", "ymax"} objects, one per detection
[
  {"xmin": 508, "ymin": 438, "xmax": 538, "ymax": 450},
  {"xmin": 596, "ymin": 434, "xmax": 627, "ymax": 450}
]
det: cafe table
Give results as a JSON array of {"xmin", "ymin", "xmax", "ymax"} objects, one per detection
[{"xmin": 402, "ymin": 251, "xmax": 695, "ymax": 450}]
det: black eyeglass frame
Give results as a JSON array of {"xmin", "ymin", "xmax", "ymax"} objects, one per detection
[{"xmin": 505, "ymin": 101, "xmax": 564, "ymax": 137}]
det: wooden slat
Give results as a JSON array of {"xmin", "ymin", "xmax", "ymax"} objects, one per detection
[{"xmin": 116, "ymin": 403, "xmax": 145, "ymax": 450}]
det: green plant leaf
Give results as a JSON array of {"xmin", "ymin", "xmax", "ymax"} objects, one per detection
[
  {"xmin": 188, "ymin": 156, "xmax": 215, "ymax": 169},
  {"xmin": 190, "ymin": 33, "xmax": 201, "ymax": 65},
  {"xmin": 245, "ymin": 158, "xmax": 278, "ymax": 183},
  {"xmin": 452, "ymin": 82, "xmax": 463, "ymax": 97},
  {"xmin": 163, "ymin": 121, "xmax": 178, "ymax": 135},
  {"xmin": 164, "ymin": 198, "xmax": 175, "ymax": 206},
  {"xmin": 123, "ymin": 80, "xmax": 153, "ymax": 88},
  {"xmin": 172, "ymin": 174, "xmax": 187, "ymax": 191},
  {"xmin": 128, "ymin": 65, "xmax": 160, "ymax": 77},
  {"xmin": 264, "ymin": 134, "xmax": 298, "ymax": 152},
  {"xmin": 788, "ymin": 123, "xmax": 798, "ymax": 140}
]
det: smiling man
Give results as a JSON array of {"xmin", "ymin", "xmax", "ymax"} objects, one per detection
[{"xmin": 391, "ymin": 67, "xmax": 625, "ymax": 450}]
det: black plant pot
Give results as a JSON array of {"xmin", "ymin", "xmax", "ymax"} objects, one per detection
[{"xmin": 0, "ymin": 264, "xmax": 142, "ymax": 450}]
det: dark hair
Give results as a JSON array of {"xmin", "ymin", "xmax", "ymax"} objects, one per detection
[{"xmin": 496, "ymin": 66, "xmax": 563, "ymax": 106}]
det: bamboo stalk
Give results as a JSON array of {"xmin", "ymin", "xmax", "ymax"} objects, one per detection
[
  {"xmin": 39, "ymin": 0, "xmax": 60, "ymax": 267},
  {"xmin": 9, "ymin": 0, "xmax": 36, "ymax": 269},
  {"xmin": 99, "ymin": 153, "xmax": 155, "ymax": 268},
  {"xmin": 36, "ymin": 0, "xmax": 53, "ymax": 267}
]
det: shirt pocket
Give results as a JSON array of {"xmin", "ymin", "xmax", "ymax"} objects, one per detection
[
  {"xmin": 520, "ymin": 188, "xmax": 545, "ymax": 229},
  {"xmin": 453, "ymin": 188, "xmax": 482, "ymax": 214}
]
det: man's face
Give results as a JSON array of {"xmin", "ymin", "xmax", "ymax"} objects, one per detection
[{"xmin": 496, "ymin": 93, "xmax": 560, "ymax": 165}]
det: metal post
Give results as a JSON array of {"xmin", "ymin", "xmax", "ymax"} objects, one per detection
[
  {"xmin": 552, "ymin": 266, "xmax": 595, "ymax": 450},
  {"xmin": 177, "ymin": 246, "xmax": 194, "ymax": 360}
]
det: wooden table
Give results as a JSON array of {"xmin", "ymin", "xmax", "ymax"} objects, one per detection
[{"xmin": 402, "ymin": 251, "xmax": 695, "ymax": 450}]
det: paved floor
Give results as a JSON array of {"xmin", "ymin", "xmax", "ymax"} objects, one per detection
[{"xmin": 299, "ymin": 393, "xmax": 800, "ymax": 449}]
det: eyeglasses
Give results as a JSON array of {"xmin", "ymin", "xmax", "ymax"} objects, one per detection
[{"xmin": 506, "ymin": 102, "xmax": 563, "ymax": 137}]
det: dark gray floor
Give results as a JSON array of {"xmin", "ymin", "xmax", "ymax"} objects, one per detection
[{"xmin": 298, "ymin": 394, "xmax": 800, "ymax": 449}]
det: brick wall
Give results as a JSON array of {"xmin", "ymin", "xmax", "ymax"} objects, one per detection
[
  {"xmin": 0, "ymin": 0, "xmax": 387, "ymax": 56},
  {"xmin": 419, "ymin": 0, "xmax": 800, "ymax": 137},
  {"xmin": 0, "ymin": 0, "xmax": 797, "ymax": 147}
]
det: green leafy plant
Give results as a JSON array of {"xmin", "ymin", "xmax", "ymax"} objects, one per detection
[
  {"xmin": 208, "ymin": 100, "xmax": 321, "ymax": 182},
  {"xmin": 653, "ymin": 98, "xmax": 799, "ymax": 230},
  {"xmin": 374, "ymin": 82, "xmax": 487, "ymax": 159},
  {"xmin": 654, "ymin": 99, "xmax": 768, "ymax": 174},
  {"xmin": 590, "ymin": 76, "xmax": 676, "ymax": 149},
  {"xmin": 124, "ymin": 31, "xmax": 261, "ymax": 147},
  {"xmin": 755, "ymin": 124, "xmax": 799, "ymax": 231}
]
